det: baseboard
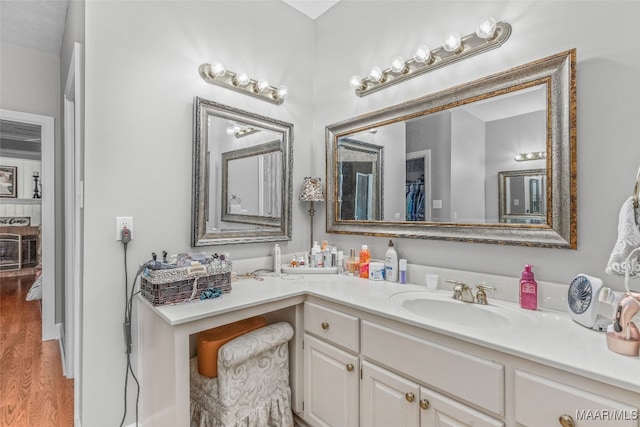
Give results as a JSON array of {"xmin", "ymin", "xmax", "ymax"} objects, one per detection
[{"xmin": 55, "ymin": 323, "xmax": 70, "ymax": 377}]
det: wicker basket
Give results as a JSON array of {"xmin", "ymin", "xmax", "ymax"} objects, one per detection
[{"xmin": 140, "ymin": 261, "xmax": 232, "ymax": 306}]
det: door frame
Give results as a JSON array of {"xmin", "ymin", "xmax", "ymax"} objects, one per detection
[{"xmin": 0, "ymin": 108, "xmax": 56, "ymax": 341}]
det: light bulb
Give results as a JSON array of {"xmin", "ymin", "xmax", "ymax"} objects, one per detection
[
  {"xmin": 390, "ymin": 56, "xmax": 406, "ymax": 73},
  {"xmin": 514, "ymin": 154, "xmax": 524, "ymax": 161},
  {"xmin": 541, "ymin": 151, "xmax": 547, "ymax": 158},
  {"xmin": 256, "ymin": 79, "xmax": 270, "ymax": 93},
  {"xmin": 369, "ymin": 66, "xmax": 384, "ymax": 83},
  {"xmin": 525, "ymin": 152, "xmax": 535, "ymax": 160},
  {"xmin": 476, "ymin": 17, "xmax": 497, "ymax": 40},
  {"xmin": 235, "ymin": 71, "xmax": 250, "ymax": 86},
  {"xmin": 275, "ymin": 85, "xmax": 289, "ymax": 100},
  {"xmin": 210, "ymin": 61, "xmax": 226, "ymax": 77},
  {"xmin": 413, "ymin": 45, "xmax": 431, "ymax": 63},
  {"xmin": 349, "ymin": 75, "xmax": 363, "ymax": 89},
  {"xmin": 443, "ymin": 32, "xmax": 462, "ymax": 53}
]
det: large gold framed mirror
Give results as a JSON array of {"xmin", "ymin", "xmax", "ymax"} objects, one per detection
[
  {"xmin": 192, "ymin": 98, "xmax": 293, "ymax": 246},
  {"xmin": 326, "ymin": 50, "xmax": 576, "ymax": 248}
]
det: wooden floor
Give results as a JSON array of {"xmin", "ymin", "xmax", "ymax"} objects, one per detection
[{"xmin": 0, "ymin": 275, "xmax": 74, "ymax": 426}]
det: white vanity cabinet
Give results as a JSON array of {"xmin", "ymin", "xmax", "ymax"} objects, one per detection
[
  {"xmin": 361, "ymin": 361, "xmax": 503, "ymax": 427},
  {"xmin": 303, "ymin": 302, "xmax": 360, "ymax": 427},
  {"xmin": 361, "ymin": 360, "xmax": 421, "ymax": 426},
  {"xmin": 515, "ymin": 370, "xmax": 639, "ymax": 427}
]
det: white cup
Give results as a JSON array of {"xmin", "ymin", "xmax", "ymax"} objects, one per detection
[{"xmin": 425, "ymin": 274, "xmax": 439, "ymax": 290}]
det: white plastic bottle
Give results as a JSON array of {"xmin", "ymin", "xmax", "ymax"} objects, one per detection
[
  {"xmin": 274, "ymin": 244, "xmax": 281, "ymax": 275},
  {"xmin": 385, "ymin": 240, "xmax": 399, "ymax": 282}
]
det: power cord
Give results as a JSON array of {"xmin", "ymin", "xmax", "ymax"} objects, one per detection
[{"xmin": 119, "ymin": 227, "xmax": 143, "ymax": 427}]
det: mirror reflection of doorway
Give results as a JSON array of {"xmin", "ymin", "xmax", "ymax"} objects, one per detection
[
  {"xmin": 529, "ymin": 178, "xmax": 541, "ymax": 214},
  {"xmin": 406, "ymin": 150, "xmax": 431, "ymax": 221},
  {"xmin": 339, "ymin": 161, "xmax": 373, "ymax": 220},
  {"xmin": 355, "ymin": 172, "xmax": 373, "ymax": 220}
]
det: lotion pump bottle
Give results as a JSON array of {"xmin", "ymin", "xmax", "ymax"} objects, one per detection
[
  {"xmin": 359, "ymin": 245, "xmax": 370, "ymax": 278},
  {"xmin": 519, "ymin": 264, "xmax": 538, "ymax": 310},
  {"xmin": 385, "ymin": 240, "xmax": 399, "ymax": 282}
]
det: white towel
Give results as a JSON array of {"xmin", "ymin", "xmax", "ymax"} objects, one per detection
[{"xmin": 606, "ymin": 196, "xmax": 640, "ymax": 278}]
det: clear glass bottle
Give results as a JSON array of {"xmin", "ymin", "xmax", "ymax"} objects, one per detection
[{"xmin": 346, "ymin": 248, "xmax": 358, "ymax": 276}]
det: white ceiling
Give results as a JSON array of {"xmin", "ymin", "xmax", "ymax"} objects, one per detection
[
  {"xmin": 282, "ymin": 0, "xmax": 340, "ymax": 19},
  {"xmin": 0, "ymin": 0, "xmax": 68, "ymax": 55},
  {"xmin": 0, "ymin": 0, "xmax": 338, "ymax": 56}
]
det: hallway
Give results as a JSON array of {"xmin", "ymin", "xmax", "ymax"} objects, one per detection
[{"xmin": 0, "ymin": 275, "xmax": 73, "ymax": 426}]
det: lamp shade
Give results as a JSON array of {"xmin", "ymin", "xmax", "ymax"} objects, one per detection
[{"xmin": 299, "ymin": 177, "xmax": 325, "ymax": 202}]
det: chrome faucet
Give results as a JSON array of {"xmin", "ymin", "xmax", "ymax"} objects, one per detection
[
  {"xmin": 447, "ymin": 280, "xmax": 496, "ymax": 304},
  {"xmin": 447, "ymin": 280, "xmax": 475, "ymax": 303},
  {"xmin": 475, "ymin": 285, "xmax": 495, "ymax": 305}
]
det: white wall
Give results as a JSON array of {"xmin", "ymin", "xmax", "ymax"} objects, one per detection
[
  {"xmin": 451, "ymin": 109, "xmax": 485, "ymax": 222},
  {"xmin": 314, "ymin": 0, "xmax": 640, "ymax": 286},
  {"xmin": 82, "ymin": 1, "xmax": 313, "ymax": 425}
]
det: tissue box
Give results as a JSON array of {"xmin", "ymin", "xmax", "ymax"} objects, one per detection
[
  {"xmin": 140, "ymin": 261, "xmax": 232, "ymax": 306},
  {"xmin": 197, "ymin": 316, "xmax": 267, "ymax": 377}
]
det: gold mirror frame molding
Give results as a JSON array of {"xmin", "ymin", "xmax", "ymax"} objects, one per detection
[
  {"xmin": 326, "ymin": 49, "xmax": 577, "ymax": 249},
  {"xmin": 192, "ymin": 97, "xmax": 293, "ymax": 246}
]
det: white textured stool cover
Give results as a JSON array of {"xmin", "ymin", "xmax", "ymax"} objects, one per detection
[{"xmin": 190, "ymin": 322, "xmax": 294, "ymax": 427}]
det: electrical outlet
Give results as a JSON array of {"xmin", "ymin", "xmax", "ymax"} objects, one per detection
[{"xmin": 116, "ymin": 216, "xmax": 133, "ymax": 240}]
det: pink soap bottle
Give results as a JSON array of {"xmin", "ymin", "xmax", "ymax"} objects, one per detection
[{"xmin": 519, "ymin": 264, "xmax": 538, "ymax": 310}]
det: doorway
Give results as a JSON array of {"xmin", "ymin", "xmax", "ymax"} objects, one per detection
[{"xmin": 0, "ymin": 109, "xmax": 56, "ymax": 341}]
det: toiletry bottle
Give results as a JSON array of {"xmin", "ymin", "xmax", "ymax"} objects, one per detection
[
  {"xmin": 359, "ymin": 245, "xmax": 370, "ymax": 278},
  {"xmin": 384, "ymin": 240, "xmax": 399, "ymax": 282},
  {"xmin": 313, "ymin": 242, "xmax": 323, "ymax": 267},
  {"xmin": 338, "ymin": 251, "xmax": 344, "ymax": 275},
  {"xmin": 274, "ymin": 244, "xmax": 281, "ymax": 275},
  {"xmin": 399, "ymin": 259, "xmax": 407, "ymax": 284},
  {"xmin": 323, "ymin": 245, "xmax": 332, "ymax": 268},
  {"xmin": 519, "ymin": 264, "xmax": 538, "ymax": 310},
  {"xmin": 346, "ymin": 248, "xmax": 357, "ymax": 276}
]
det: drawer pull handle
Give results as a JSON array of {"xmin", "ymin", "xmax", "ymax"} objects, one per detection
[
  {"xmin": 321, "ymin": 322, "xmax": 330, "ymax": 330},
  {"xmin": 346, "ymin": 363, "xmax": 354, "ymax": 372},
  {"xmin": 405, "ymin": 392, "xmax": 415, "ymax": 403},
  {"xmin": 419, "ymin": 399, "xmax": 430, "ymax": 410},
  {"xmin": 559, "ymin": 414, "xmax": 575, "ymax": 427}
]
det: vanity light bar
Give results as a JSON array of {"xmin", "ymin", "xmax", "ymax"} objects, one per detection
[
  {"xmin": 350, "ymin": 19, "xmax": 512, "ymax": 97},
  {"xmin": 233, "ymin": 126, "xmax": 261, "ymax": 139},
  {"xmin": 514, "ymin": 151, "xmax": 546, "ymax": 162},
  {"xmin": 199, "ymin": 63, "xmax": 289, "ymax": 105}
]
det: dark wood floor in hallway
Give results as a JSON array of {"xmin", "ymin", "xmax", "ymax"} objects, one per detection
[{"xmin": 0, "ymin": 275, "xmax": 73, "ymax": 426}]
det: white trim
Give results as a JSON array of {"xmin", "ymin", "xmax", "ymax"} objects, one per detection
[
  {"xmin": 56, "ymin": 323, "xmax": 68, "ymax": 375},
  {"xmin": 0, "ymin": 109, "xmax": 56, "ymax": 342},
  {"xmin": 63, "ymin": 41, "xmax": 84, "ymax": 423}
]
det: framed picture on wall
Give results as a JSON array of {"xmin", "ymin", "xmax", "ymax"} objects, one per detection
[{"xmin": 0, "ymin": 166, "xmax": 17, "ymax": 198}]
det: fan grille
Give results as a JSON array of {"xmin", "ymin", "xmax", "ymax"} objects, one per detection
[{"xmin": 568, "ymin": 275, "xmax": 592, "ymax": 315}]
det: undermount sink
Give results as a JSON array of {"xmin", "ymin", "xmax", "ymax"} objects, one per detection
[{"xmin": 389, "ymin": 291, "xmax": 537, "ymax": 329}]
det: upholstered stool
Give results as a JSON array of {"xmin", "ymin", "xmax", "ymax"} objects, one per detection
[{"xmin": 190, "ymin": 322, "xmax": 294, "ymax": 427}]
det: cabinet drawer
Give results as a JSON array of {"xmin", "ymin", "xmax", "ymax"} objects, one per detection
[
  {"xmin": 515, "ymin": 370, "xmax": 639, "ymax": 427},
  {"xmin": 304, "ymin": 302, "xmax": 359, "ymax": 352},
  {"xmin": 361, "ymin": 320, "xmax": 504, "ymax": 416}
]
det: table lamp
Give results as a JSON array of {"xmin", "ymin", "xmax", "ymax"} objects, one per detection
[{"xmin": 299, "ymin": 177, "xmax": 325, "ymax": 250}]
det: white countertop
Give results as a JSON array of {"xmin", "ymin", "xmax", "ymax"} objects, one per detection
[{"xmin": 146, "ymin": 273, "xmax": 640, "ymax": 394}]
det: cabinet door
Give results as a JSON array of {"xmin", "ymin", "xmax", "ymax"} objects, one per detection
[
  {"xmin": 304, "ymin": 334, "xmax": 359, "ymax": 427},
  {"xmin": 420, "ymin": 387, "xmax": 504, "ymax": 427},
  {"xmin": 515, "ymin": 370, "xmax": 639, "ymax": 427},
  {"xmin": 361, "ymin": 361, "xmax": 421, "ymax": 427}
]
